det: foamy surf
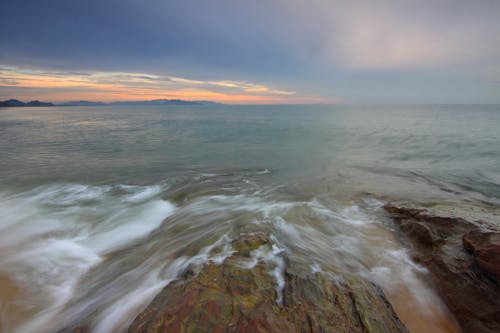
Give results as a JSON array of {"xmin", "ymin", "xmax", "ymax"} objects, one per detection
[
  {"xmin": 0, "ymin": 183, "xmax": 175, "ymax": 333},
  {"xmin": 0, "ymin": 180, "xmax": 459, "ymax": 333}
]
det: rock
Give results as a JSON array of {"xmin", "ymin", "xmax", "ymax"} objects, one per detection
[
  {"xmin": 231, "ymin": 232, "xmax": 269, "ymax": 255},
  {"xmin": 129, "ymin": 233, "xmax": 408, "ymax": 333},
  {"xmin": 384, "ymin": 203, "xmax": 500, "ymax": 333},
  {"xmin": 463, "ymin": 228, "xmax": 500, "ymax": 281},
  {"xmin": 399, "ymin": 221, "xmax": 438, "ymax": 245}
]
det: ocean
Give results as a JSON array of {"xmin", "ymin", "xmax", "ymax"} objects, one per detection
[{"xmin": 0, "ymin": 104, "xmax": 499, "ymax": 332}]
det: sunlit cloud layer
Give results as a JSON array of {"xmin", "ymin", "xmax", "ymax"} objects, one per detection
[{"xmin": 0, "ymin": 66, "xmax": 333, "ymax": 104}]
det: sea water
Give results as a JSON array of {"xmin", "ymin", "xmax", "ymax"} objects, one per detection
[{"xmin": 1, "ymin": 104, "xmax": 499, "ymax": 332}]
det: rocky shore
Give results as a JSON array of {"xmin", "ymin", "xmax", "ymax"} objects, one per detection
[
  {"xmin": 58, "ymin": 201, "xmax": 500, "ymax": 333},
  {"xmin": 128, "ymin": 233, "xmax": 408, "ymax": 333},
  {"xmin": 384, "ymin": 203, "xmax": 500, "ymax": 333}
]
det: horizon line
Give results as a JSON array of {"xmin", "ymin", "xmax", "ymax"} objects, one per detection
[{"xmin": 2, "ymin": 98, "xmax": 500, "ymax": 107}]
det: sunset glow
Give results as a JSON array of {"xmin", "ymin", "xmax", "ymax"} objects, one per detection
[{"xmin": 0, "ymin": 66, "xmax": 334, "ymax": 104}]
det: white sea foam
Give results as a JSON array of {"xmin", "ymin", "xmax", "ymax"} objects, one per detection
[
  {"xmin": 0, "ymin": 183, "xmax": 175, "ymax": 333},
  {"xmin": 366, "ymin": 248, "xmax": 436, "ymax": 310},
  {"xmin": 92, "ymin": 233, "xmax": 234, "ymax": 333},
  {"xmin": 189, "ymin": 194, "xmax": 303, "ymax": 221},
  {"xmin": 243, "ymin": 242, "xmax": 286, "ymax": 304},
  {"xmin": 209, "ymin": 237, "xmax": 235, "ymax": 264},
  {"xmin": 309, "ymin": 200, "xmax": 373, "ymax": 226},
  {"xmin": 272, "ymin": 216, "xmax": 302, "ymax": 241},
  {"xmin": 269, "ymin": 244, "xmax": 286, "ymax": 304},
  {"xmin": 92, "ymin": 267, "xmax": 166, "ymax": 333},
  {"xmin": 35, "ymin": 183, "xmax": 111, "ymax": 206},
  {"xmin": 0, "ymin": 185, "xmax": 455, "ymax": 333},
  {"xmin": 310, "ymin": 262, "xmax": 322, "ymax": 273},
  {"xmin": 361, "ymin": 197, "xmax": 385, "ymax": 209},
  {"xmin": 84, "ymin": 200, "xmax": 175, "ymax": 254},
  {"xmin": 7, "ymin": 238, "xmax": 102, "ymax": 333},
  {"xmin": 119, "ymin": 184, "xmax": 164, "ymax": 203}
]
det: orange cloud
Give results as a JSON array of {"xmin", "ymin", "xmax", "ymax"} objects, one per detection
[{"xmin": 0, "ymin": 66, "xmax": 334, "ymax": 104}]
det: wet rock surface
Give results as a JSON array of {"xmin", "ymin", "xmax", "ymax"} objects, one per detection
[
  {"xmin": 128, "ymin": 232, "xmax": 408, "ymax": 333},
  {"xmin": 463, "ymin": 228, "xmax": 500, "ymax": 281},
  {"xmin": 384, "ymin": 204, "xmax": 500, "ymax": 333}
]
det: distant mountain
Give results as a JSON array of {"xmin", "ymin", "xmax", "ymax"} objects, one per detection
[
  {"xmin": 0, "ymin": 99, "xmax": 25, "ymax": 107},
  {"xmin": 60, "ymin": 99, "xmax": 219, "ymax": 106},
  {"xmin": 26, "ymin": 100, "xmax": 55, "ymax": 107},
  {"xmin": 108, "ymin": 99, "xmax": 219, "ymax": 106},
  {"xmin": 60, "ymin": 101, "xmax": 107, "ymax": 106},
  {"xmin": 1, "ymin": 98, "xmax": 220, "ymax": 107},
  {"xmin": 0, "ymin": 99, "xmax": 54, "ymax": 107}
]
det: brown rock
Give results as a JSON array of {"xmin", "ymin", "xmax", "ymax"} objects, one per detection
[
  {"xmin": 129, "ymin": 233, "xmax": 408, "ymax": 333},
  {"xmin": 399, "ymin": 221, "xmax": 438, "ymax": 245},
  {"xmin": 384, "ymin": 203, "xmax": 500, "ymax": 333},
  {"xmin": 463, "ymin": 228, "xmax": 500, "ymax": 281}
]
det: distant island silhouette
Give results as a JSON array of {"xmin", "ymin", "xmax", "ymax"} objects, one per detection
[
  {"xmin": 0, "ymin": 99, "xmax": 221, "ymax": 107},
  {"xmin": 0, "ymin": 99, "xmax": 54, "ymax": 107}
]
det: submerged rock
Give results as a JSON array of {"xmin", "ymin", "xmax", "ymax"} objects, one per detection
[
  {"xmin": 129, "ymin": 233, "xmax": 408, "ymax": 333},
  {"xmin": 384, "ymin": 204, "xmax": 500, "ymax": 333}
]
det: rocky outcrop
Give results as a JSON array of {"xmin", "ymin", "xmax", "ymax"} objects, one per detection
[
  {"xmin": 384, "ymin": 204, "xmax": 500, "ymax": 333},
  {"xmin": 129, "ymin": 233, "xmax": 408, "ymax": 333},
  {"xmin": 463, "ymin": 228, "xmax": 500, "ymax": 281}
]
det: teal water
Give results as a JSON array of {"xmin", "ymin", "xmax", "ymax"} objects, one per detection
[
  {"xmin": 0, "ymin": 104, "xmax": 499, "ymax": 332},
  {"xmin": 1, "ymin": 104, "xmax": 499, "ymax": 200}
]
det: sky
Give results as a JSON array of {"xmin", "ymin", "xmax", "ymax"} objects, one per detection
[{"xmin": 1, "ymin": 0, "xmax": 500, "ymax": 104}]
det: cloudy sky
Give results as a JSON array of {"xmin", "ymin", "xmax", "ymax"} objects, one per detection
[{"xmin": 1, "ymin": 0, "xmax": 499, "ymax": 103}]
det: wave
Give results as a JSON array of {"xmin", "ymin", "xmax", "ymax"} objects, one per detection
[
  {"xmin": 0, "ymin": 183, "xmax": 175, "ymax": 333},
  {"xmin": 0, "ymin": 182, "xmax": 452, "ymax": 333}
]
